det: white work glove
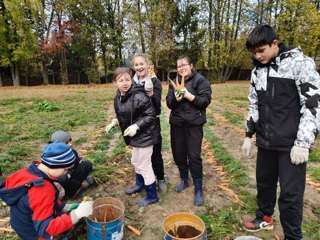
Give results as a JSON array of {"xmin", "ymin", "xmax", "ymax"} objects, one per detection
[
  {"xmin": 290, "ymin": 146, "xmax": 309, "ymax": 165},
  {"xmin": 183, "ymin": 88, "xmax": 192, "ymax": 100},
  {"xmin": 105, "ymin": 118, "xmax": 119, "ymax": 133},
  {"xmin": 241, "ymin": 137, "xmax": 252, "ymax": 157},
  {"xmin": 175, "ymin": 90, "xmax": 183, "ymax": 102},
  {"xmin": 144, "ymin": 77, "xmax": 153, "ymax": 92},
  {"xmin": 71, "ymin": 201, "xmax": 93, "ymax": 224},
  {"xmin": 123, "ymin": 124, "xmax": 139, "ymax": 137}
]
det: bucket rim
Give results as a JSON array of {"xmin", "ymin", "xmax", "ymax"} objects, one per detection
[
  {"xmin": 93, "ymin": 197, "xmax": 125, "ymax": 208},
  {"xmin": 88, "ymin": 197, "xmax": 125, "ymax": 223},
  {"xmin": 162, "ymin": 212, "xmax": 205, "ymax": 240}
]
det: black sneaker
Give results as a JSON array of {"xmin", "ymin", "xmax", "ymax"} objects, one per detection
[{"xmin": 243, "ymin": 213, "xmax": 273, "ymax": 232}]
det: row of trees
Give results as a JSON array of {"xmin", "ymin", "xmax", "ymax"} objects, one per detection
[{"xmin": 0, "ymin": 0, "xmax": 319, "ymax": 86}]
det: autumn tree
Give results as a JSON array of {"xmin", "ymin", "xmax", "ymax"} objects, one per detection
[{"xmin": 276, "ymin": 0, "xmax": 320, "ymax": 58}]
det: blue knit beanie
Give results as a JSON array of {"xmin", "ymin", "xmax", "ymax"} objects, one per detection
[{"xmin": 41, "ymin": 141, "xmax": 76, "ymax": 169}]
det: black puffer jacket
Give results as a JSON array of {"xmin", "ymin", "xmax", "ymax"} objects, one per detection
[
  {"xmin": 114, "ymin": 84, "xmax": 159, "ymax": 147},
  {"xmin": 166, "ymin": 72, "xmax": 212, "ymax": 127}
]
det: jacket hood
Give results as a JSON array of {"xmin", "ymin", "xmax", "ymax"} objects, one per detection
[{"xmin": 0, "ymin": 162, "xmax": 48, "ymax": 206}]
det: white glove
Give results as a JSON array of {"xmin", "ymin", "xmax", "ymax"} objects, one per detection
[
  {"xmin": 123, "ymin": 124, "xmax": 139, "ymax": 137},
  {"xmin": 105, "ymin": 118, "xmax": 119, "ymax": 133},
  {"xmin": 175, "ymin": 90, "xmax": 183, "ymax": 102},
  {"xmin": 241, "ymin": 137, "xmax": 252, "ymax": 157},
  {"xmin": 180, "ymin": 87, "xmax": 195, "ymax": 101},
  {"xmin": 71, "ymin": 201, "xmax": 93, "ymax": 224},
  {"xmin": 290, "ymin": 146, "xmax": 309, "ymax": 165},
  {"xmin": 144, "ymin": 77, "xmax": 153, "ymax": 92}
]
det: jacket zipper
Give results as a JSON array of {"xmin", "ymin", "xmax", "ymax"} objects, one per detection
[{"xmin": 265, "ymin": 67, "xmax": 271, "ymax": 149}]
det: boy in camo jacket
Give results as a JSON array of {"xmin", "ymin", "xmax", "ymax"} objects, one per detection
[{"xmin": 241, "ymin": 25, "xmax": 320, "ymax": 240}]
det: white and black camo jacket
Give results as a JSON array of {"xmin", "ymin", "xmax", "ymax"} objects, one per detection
[{"xmin": 245, "ymin": 44, "xmax": 320, "ymax": 151}]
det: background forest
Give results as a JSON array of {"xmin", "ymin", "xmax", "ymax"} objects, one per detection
[{"xmin": 0, "ymin": 0, "xmax": 320, "ymax": 86}]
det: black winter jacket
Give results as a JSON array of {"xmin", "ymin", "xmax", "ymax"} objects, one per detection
[
  {"xmin": 114, "ymin": 84, "xmax": 159, "ymax": 147},
  {"xmin": 166, "ymin": 72, "xmax": 212, "ymax": 127}
]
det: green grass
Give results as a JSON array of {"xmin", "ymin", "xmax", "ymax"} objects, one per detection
[
  {"xmin": 204, "ymin": 126, "xmax": 249, "ymax": 189},
  {"xmin": 307, "ymin": 167, "xmax": 320, "ymax": 182},
  {"xmin": 309, "ymin": 147, "xmax": 320, "ymax": 163},
  {"xmin": 220, "ymin": 111, "xmax": 244, "ymax": 128},
  {"xmin": 199, "ymin": 208, "xmax": 240, "ymax": 239},
  {"xmin": 302, "ymin": 220, "xmax": 320, "ymax": 239}
]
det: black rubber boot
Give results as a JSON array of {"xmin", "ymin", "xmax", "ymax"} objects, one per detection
[
  {"xmin": 125, "ymin": 174, "xmax": 144, "ymax": 195},
  {"xmin": 193, "ymin": 178, "xmax": 204, "ymax": 206},
  {"xmin": 174, "ymin": 171, "xmax": 189, "ymax": 192},
  {"xmin": 137, "ymin": 182, "xmax": 159, "ymax": 206}
]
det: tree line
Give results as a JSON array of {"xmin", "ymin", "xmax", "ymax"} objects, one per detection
[{"xmin": 0, "ymin": 0, "xmax": 319, "ymax": 86}]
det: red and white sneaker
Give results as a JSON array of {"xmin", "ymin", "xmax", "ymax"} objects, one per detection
[{"xmin": 243, "ymin": 214, "xmax": 273, "ymax": 232}]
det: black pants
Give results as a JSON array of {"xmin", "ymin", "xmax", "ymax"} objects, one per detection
[
  {"xmin": 256, "ymin": 148, "xmax": 306, "ymax": 240},
  {"xmin": 152, "ymin": 135, "xmax": 165, "ymax": 180},
  {"xmin": 170, "ymin": 125, "xmax": 203, "ymax": 179},
  {"xmin": 151, "ymin": 117, "xmax": 165, "ymax": 180},
  {"xmin": 58, "ymin": 160, "xmax": 93, "ymax": 198}
]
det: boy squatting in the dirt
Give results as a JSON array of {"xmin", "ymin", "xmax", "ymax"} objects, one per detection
[
  {"xmin": 0, "ymin": 141, "xmax": 93, "ymax": 239},
  {"xmin": 50, "ymin": 130, "xmax": 94, "ymax": 199},
  {"xmin": 241, "ymin": 24, "xmax": 320, "ymax": 240}
]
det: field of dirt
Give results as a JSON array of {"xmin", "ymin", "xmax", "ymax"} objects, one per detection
[{"xmin": 0, "ymin": 82, "xmax": 320, "ymax": 240}]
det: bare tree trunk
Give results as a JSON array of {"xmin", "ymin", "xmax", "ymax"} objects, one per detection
[
  {"xmin": 41, "ymin": 61, "xmax": 49, "ymax": 85},
  {"xmin": 101, "ymin": 46, "xmax": 107, "ymax": 81},
  {"xmin": 0, "ymin": 71, "xmax": 3, "ymax": 86},
  {"xmin": 25, "ymin": 65, "xmax": 29, "ymax": 86},
  {"xmin": 224, "ymin": 0, "xmax": 231, "ymax": 50},
  {"xmin": 60, "ymin": 49, "xmax": 69, "ymax": 85},
  {"xmin": 274, "ymin": 0, "xmax": 280, "ymax": 29},
  {"xmin": 137, "ymin": 0, "xmax": 146, "ymax": 53},
  {"xmin": 214, "ymin": 0, "xmax": 223, "ymax": 70},
  {"xmin": 207, "ymin": 0, "xmax": 213, "ymax": 68},
  {"xmin": 77, "ymin": 72, "xmax": 81, "ymax": 84},
  {"xmin": 11, "ymin": 63, "xmax": 20, "ymax": 86},
  {"xmin": 234, "ymin": 0, "xmax": 243, "ymax": 40}
]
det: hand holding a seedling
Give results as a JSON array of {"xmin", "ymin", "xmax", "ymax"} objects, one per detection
[
  {"xmin": 290, "ymin": 145, "xmax": 309, "ymax": 165},
  {"xmin": 124, "ymin": 124, "xmax": 139, "ymax": 137},
  {"xmin": 144, "ymin": 66, "xmax": 154, "ymax": 94},
  {"xmin": 105, "ymin": 118, "xmax": 119, "ymax": 134},
  {"xmin": 241, "ymin": 137, "xmax": 252, "ymax": 157},
  {"xmin": 174, "ymin": 90, "xmax": 183, "ymax": 102}
]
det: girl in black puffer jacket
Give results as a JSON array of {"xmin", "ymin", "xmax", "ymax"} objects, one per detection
[{"xmin": 107, "ymin": 67, "xmax": 159, "ymax": 206}]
